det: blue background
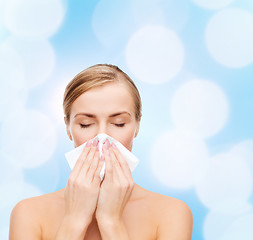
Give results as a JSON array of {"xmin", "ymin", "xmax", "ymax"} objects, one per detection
[{"xmin": 1, "ymin": 0, "xmax": 253, "ymax": 239}]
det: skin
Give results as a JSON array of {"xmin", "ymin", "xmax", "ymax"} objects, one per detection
[{"xmin": 9, "ymin": 82, "xmax": 193, "ymax": 240}]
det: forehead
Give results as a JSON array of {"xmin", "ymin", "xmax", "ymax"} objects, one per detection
[{"xmin": 70, "ymin": 82, "xmax": 135, "ymax": 116}]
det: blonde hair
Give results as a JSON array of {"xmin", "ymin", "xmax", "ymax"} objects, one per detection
[{"xmin": 63, "ymin": 64, "xmax": 142, "ymax": 124}]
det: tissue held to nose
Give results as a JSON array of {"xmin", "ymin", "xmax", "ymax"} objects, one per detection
[{"xmin": 65, "ymin": 133, "xmax": 139, "ymax": 181}]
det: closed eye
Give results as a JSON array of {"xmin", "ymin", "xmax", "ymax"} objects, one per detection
[
  {"xmin": 80, "ymin": 124, "xmax": 92, "ymax": 128},
  {"xmin": 114, "ymin": 123, "xmax": 125, "ymax": 127},
  {"xmin": 80, "ymin": 123, "xmax": 125, "ymax": 128}
]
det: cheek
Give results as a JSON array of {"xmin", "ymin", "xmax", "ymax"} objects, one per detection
[
  {"xmin": 113, "ymin": 128, "xmax": 135, "ymax": 151},
  {"xmin": 71, "ymin": 127, "xmax": 92, "ymax": 148}
]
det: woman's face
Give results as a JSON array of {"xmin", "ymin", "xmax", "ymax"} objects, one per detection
[{"xmin": 66, "ymin": 82, "xmax": 140, "ymax": 151}]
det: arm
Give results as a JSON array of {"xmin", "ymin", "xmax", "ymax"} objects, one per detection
[
  {"xmin": 54, "ymin": 216, "xmax": 90, "ymax": 240},
  {"xmin": 9, "ymin": 199, "xmax": 91, "ymax": 240},
  {"xmin": 97, "ymin": 219, "xmax": 130, "ymax": 240},
  {"xmin": 95, "ymin": 141, "xmax": 133, "ymax": 240},
  {"xmin": 10, "ymin": 140, "xmax": 104, "ymax": 240},
  {"xmin": 157, "ymin": 199, "xmax": 193, "ymax": 240},
  {"xmin": 55, "ymin": 139, "xmax": 104, "ymax": 239}
]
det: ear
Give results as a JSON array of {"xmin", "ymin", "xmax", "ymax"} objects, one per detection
[
  {"xmin": 65, "ymin": 117, "xmax": 73, "ymax": 141},
  {"xmin": 134, "ymin": 120, "xmax": 141, "ymax": 138}
]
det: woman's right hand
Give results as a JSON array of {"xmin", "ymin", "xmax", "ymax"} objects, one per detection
[{"xmin": 63, "ymin": 138, "xmax": 104, "ymax": 230}]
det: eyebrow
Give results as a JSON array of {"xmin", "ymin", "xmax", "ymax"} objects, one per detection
[{"xmin": 74, "ymin": 111, "xmax": 131, "ymax": 118}]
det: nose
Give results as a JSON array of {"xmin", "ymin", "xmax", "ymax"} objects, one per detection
[{"xmin": 97, "ymin": 122, "xmax": 108, "ymax": 136}]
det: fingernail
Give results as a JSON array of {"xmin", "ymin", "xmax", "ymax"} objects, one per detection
[
  {"xmin": 105, "ymin": 139, "xmax": 110, "ymax": 149},
  {"xmin": 86, "ymin": 140, "xmax": 91, "ymax": 147},
  {"xmin": 112, "ymin": 142, "xmax": 117, "ymax": 149},
  {"xmin": 93, "ymin": 138, "xmax": 98, "ymax": 146}
]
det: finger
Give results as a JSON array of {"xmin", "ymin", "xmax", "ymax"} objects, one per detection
[
  {"xmin": 103, "ymin": 142, "xmax": 113, "ymax": 180},
  {"xmin": 78, "ymin": 138, "xmax": 98, "ymax": 179},
  {"xmin": 109, "ymin": 146, "xmax": 134, "ymax": 205},
  {"xmin": 111, "ymin": 142, "xmax": 133, "ymax": 181},
  {"xmin": 69, "ymin": 140, "xmax": 92, "ymax": 179},
  {"xmin": 86, "ymin": 144, "xmax": 104, "ymax": 183},
  {"xmin": 86, "ymin": 147, "xmax": 99, "ymax": 177},
  {"xmin": 93, "ymin": 154, "xmax": 105, "ymax": 183},
  {"xmin": 108, "ymin": 145, "xmax": 125, "ymax": 182}
]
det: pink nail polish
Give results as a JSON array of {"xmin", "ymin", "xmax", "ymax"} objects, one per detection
[
  {"xmin": 105, "ymin": 139, "xmax": 110, "ymax": 149},
  {"xmin": 86, "ymin": 140, "xmax": 91, "ymax": 147},
  {"xmin": 93, "ymin": 138, "xmax": 98, "ymax": 146}
]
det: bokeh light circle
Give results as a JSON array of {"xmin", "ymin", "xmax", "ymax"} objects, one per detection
[
  {"xmin": 191, "ymin": 0, "xmax": 235, "ymax": 10},
  {"xmin": 221, "ymin": 213, "xmax": 253, "ymax": 240},
  {"xmin": 48, "ymin": 79, "xmax": 70, "ymax": 126},
  {"xmin": 230, "ymin": 140, "xmax": 253, "ymax": 165},
  {"xmin": 0, "ymin": 42, "xmax": 25, "ymax": 100},
  {"xmin": 150, "ymin": 129, "xmax": 209, "ymax": 189},
  {"xmin": 205, "ymin": 8, "xmax": 253, "ymax": 68},
  {"xmin": 0, "ymin": 181, "xmax": 42, "ymax": 211},
  {"xmin": 195, "ymin": 151, "xmax": 252, "ymax": 215},
  {"xmin": 131, "ymin": 0, "xmax": 190, "ymax": 32},
  {"xmin": 92, "ymin": 0, "xmax": 133, "ymax": 48},
  {"xmin": 204, "ymin": 211, "xmax": 240, "ymax": 240},
  {"xmin": 125, "ymin": 25, "xmax": 184, "ymax": 84},
  {"xmin": 0, "ymin": 159, "xmax": 24, "ymax": 185},
  {"xmin": 0, "ymin": 226, "xmax": 9, "ymax": 240},
  {"xmin": 0, "ymin": 109, "xmax": 57, "ymax": 168},
  {"xmin": 0, "ymin": 180, "xmax": 42, "ymax": 238},
  {"xmin": 170, "ymin": 79, "xmax": 229, "ymax": 138},
  {"xmin": 4, "ymin": 0, "xmax": 65, "ymax": 38},
  {"xmin": 0, "ymin": 42, "xmax": 28, "ymax": 121},
  {"xmin": 4, "ymin": 37, "xmax": 56, "ymax": 88}
]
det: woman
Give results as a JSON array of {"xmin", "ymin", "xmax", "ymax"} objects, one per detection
[{"xmin": 9, "ymin": 64, "xmax": 193, "ymax": 239}]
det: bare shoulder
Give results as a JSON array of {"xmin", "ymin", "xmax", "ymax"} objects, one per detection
[
  {"xmin": 9, "ymin": 189, "xmax": 64, "ymax": 240},
  {"xmin": 11, "ymin": 188, "xmax": 63, "ymax": 216},
  {"xmin": 138, "ymin": 188, "xmax": 193, "ymax": 240},
  {"xmin": 139, "ymin": 187, "xmax": 192, "ymax": 215},
  {"xmin": 154, "ymin": 192, "xmax": 193, "ymax": 219}
]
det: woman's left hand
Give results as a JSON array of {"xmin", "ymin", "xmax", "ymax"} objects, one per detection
[{"xmin": 95, "ymin": 139, "xmax": 134, "ymax": 225}]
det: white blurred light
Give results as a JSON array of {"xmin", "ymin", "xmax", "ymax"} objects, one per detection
[
  {"xmin": 4, "ymin": 0, "xmax": 65, "ymax": 38},
  {"xmin": 0, "ymin": 181, "xmax": 42, "ymax": 230},
  {"xmin": 0, "ymin": 0, "xmax": 7, "ymax": 4},
  {"xmin": 125, "ymin": 25, "xmax": 184, "ymax": 84},
  {"xmin": 205, "ymin": 8, "xmax": 253, "ymax": 68},
  {"xmin": 92, "ymin": 0, "xmax": 133, "ymax": 47},
  {"xmin": 0, "ymin": 109, "xmax": 57, "ymax": 168},
  {"xmin": 131, "ymin": 0, "xmax": 165, "ymax": 26},
  {"xmin": 0, "ymin": 42, "xmax": 28, "ymax": 121},
  {"xmin": 221, "ymin": 213, "xmax": 253, "ymax": 240},
  {"xmin": 131, "ymin": 0, "xmax": 190, "ymax": 32},
  {"xmin": 0, "ymin": 226, "xmax": 9, "ymax": 240},
  {"xmin": 0, "ymin": 19, "xmax": 4, "ymax": 39},
  {"xmin": 230, "ymin": 140, "xmax": 253, "ymax": 164},
  {"xmin": 195, "ymin": 152, "xmax": 252, "ymax": 215},
  {"xmin": 203, "ymin": 210, "xmax": 244, "ymax": 240},
  {"xmin": 191, "ymin": 0, "xmax": 235, "ymax": 9},
  {"xmin": 4, "ymin": 37, "xmax": 56, "ymax": 88},
  {"xmin": 0, "ymin": 42, "xmax": 25, "ymax": 97},
  {"xmin": 0, "ymin": 158, "xmax": 24, "ymax": 185},
  {"xmin": 0, "ymin": 181, "xmax": 42, "ymax": 211},
  {"xmin": 170, "ymin": 79, "xmax": 229, "ymax": 138},
  {"xmin": 0, "ymin": 92, "xmax": 28, "ymax": 122},
  {"xmin": 48, "ymin": 80, "xmax": 69, "ymax": 126},
  {"xmin": 150, "ymin": 129, "xmax": 209, "ymax": 189}
]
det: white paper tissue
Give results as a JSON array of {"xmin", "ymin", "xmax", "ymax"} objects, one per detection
[{"xmin": 65, "ymin": 133, "xmax": 139, "ymax": 180}]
